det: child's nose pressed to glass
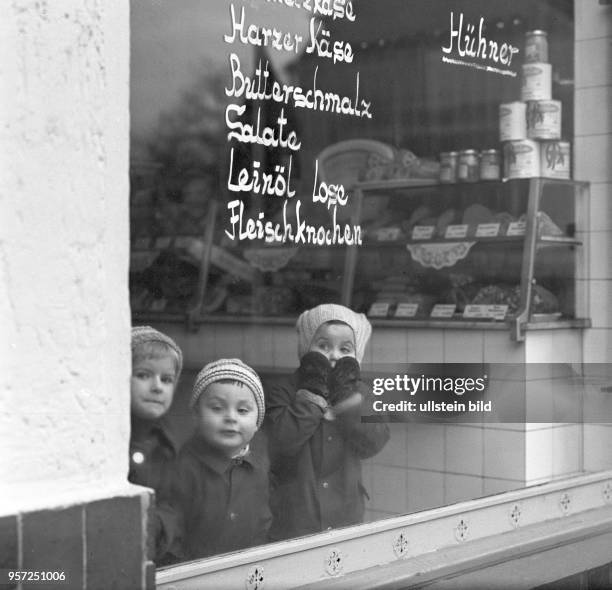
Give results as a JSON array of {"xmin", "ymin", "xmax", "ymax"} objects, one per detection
[
  {"xmin": 196, "ymin": 381, "xmax": 259, "ymax": 457},
  {"xmin": 130, "ymin": 355, "xmax": 177, "ymax": 420},
  {"xmin": 308, "ymin": 322, "xmax": 356, "ymax": 367}
]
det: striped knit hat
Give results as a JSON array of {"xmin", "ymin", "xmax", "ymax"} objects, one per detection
[
  {"xmin": 131, "ymin": 326, "xmax": 184, "ymax": 382},
  {"xmin": 296, "ymin": 304, "xmax": 372, "ymax": 363},
  {"xmin": 191, "ymin": 359, "xmax": 265, "ymax": 429}
]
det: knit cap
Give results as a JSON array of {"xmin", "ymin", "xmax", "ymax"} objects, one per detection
[
  {"xmin": 191, "ymin": 359, "xmax": 265, "ymax": 429},
  {"xmin": 131, "ymin": 326, "xmax": 184, "ymax": 382},
  {"xmin": 296, "ymin": 304, "xmax": 372, "ymax": 363}
]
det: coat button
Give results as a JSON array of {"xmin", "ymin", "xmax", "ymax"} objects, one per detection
[
  {"xmin": 229, "ymin": 512, "xmax": 237, "ymax": 521},
  {"xmin": 132, "ymin": 451, "xmax": 145, "ymax": 465},
  {"xmin": 322, "ymin": 481, "xmax": 329, "ymax": 489},
  {"xmin": 327, "ymin": 435, "xmax": 333, "ymax": 441}
]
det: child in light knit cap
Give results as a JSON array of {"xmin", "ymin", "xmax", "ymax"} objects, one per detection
[
  {"xmin": 129, "ymin": 326, "xmax": 183, "ymax": 564},
  {"xmin": 166, "ymin": 358, "xmax": 271, "ymax": 559},
  {"xmin": 265, "ymin": 304, "xmax": 390, "ymax": 541}
]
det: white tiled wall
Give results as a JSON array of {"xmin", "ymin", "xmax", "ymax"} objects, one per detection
[
  {"xmin": 575, "ymin": 1, "xmax": 612, "ymax": 363},
  {"xmin": 575, "ymin": 0, "xmax": 612, "ymax": 476}
]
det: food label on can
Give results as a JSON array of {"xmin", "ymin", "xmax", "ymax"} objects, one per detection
[
  {"xmin": 499, "ymin": 102, "xmax": 527, "ymax": 141},
  {"xmin": 521, "ymin": 63, "xmax": 552, "ymax": 101},
  {"xmin": 540, "ymin": 141, "xmax": 570, "ymax": 179},
  {"xmin": 504, "ymin": 140, "xmax": 541, "ymax": 178},
  {"xmin": 527, "ymin": 100, "xmax": 561, "ymax": 139}
]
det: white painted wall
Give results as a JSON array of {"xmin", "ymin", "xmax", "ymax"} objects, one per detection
[{"xmin": 0, "ymin": 1, "xmax": 131, "ymax": 512}]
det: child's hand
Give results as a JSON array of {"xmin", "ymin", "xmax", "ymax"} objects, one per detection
[
  {"xmin": 328, "ymin": 357, "xmax": 361, "ymax": 405},
  {"xmin": 296, "ymin": 351, "xmax": 332, "ymax": 398}
]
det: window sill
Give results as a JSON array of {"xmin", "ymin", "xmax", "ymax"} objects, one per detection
[{"xmin": 157, "ymin": 470, "xmax": 612, "ymax": 589}]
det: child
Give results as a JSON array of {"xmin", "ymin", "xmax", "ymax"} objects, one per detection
[
  {"xmin": 169, "ymin": 358, "xmax": 271, "ymax": 559},
  {"xmin": 129, "ymin": 325, "xmax": 183, "ymax": 563},
  {"xmin": 265, "ymin": 304, "xmax": 390, "ymax": 540}
]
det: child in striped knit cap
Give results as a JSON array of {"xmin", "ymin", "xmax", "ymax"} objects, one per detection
[
  {"xmin": 265, "ymin": 304, "xmax": 390, "ymax": 541},
  {"xmin": 164, "ymin": 359, "xmax": 271, "ymax": 560}
]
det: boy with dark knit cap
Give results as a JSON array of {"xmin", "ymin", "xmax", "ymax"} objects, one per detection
[
  {"xmin": 265, "ymin": 304, "xmax": 390, "ymax": 540},
  {"xmin": 166, "ymin": 358, "xmax": 271, "ymax": 559},
  {"xmin": 129, "ymin": 325, "xmax": 183, "ymax": 563}
]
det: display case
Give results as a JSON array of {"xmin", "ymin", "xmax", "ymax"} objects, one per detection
[
  {"xmin": 344, "ymin": 177, "xmax": 590, "ymax": 340},
  {"xmin": 131, "ymin": 171, "xmax": 590, "ymax": 342}
]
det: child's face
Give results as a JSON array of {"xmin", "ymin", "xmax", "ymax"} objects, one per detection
[
  {"xmin": 196, "ymin": 381, "xmax": 259, "ymax": 457},
  {"xmin": 309, "ymin": 322, "xmax": 356, "ymax": 368},
  {"xmin": 131, "ymin": 355, "xmax": 177, "ymax": 420}
]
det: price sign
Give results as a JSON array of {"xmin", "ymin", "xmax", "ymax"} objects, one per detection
[
  {"xmin": 368, "ymin": 302, "xmax": 390, "ymax": 317},
  {"xmin": 412, "ymin": 226, "xmax": 435, "ymax": 240},
  {"xmin": 375, "ymin": 227, "xmax": 402, "ymax": 241},
  {"xmin": 475, "ymin": 223, "xmax": 501, "ymax": 238},
  {"xmin": 395, "ymin": 303, "xmax": 419, "ymax": 318},
  {"xmin": 463, "ymin": 304, "xmax": 509, "ymax": 320},
  {"xmin": 445, "ymin": 224, "xmax": 469, "ymax": 239},
  {"xmin": 430, "ymin": 304, "xmax": 457, "ymax": 318},
  {"xmin": 506, "ymin": 220, "xmax": 527, "ymax": 236}
]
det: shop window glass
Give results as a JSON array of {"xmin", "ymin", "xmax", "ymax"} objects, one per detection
[{"xmin": 128, "ymin": 0, "xmax": 610, "ymax": 571}]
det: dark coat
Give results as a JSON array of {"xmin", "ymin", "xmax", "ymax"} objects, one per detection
[
  {"xmin": 128, "ymin": 416, "xmax": 181, "ymax": 564},
  {"xmin": 128, "ymin": 416, "xmax": 178, "ymax": 492},
  {"xmin": 167, "ymin": 431, "xmax": 272, "ymax": 560},
  {"xmin": 265, "ymin": 373, "xmax": 390, "ymax": 540}
]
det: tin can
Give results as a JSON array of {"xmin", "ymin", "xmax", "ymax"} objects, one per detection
[
  {"xmin": 525, "ymin": 30, "xmax": 549, "ymax": 63},
  {"xmin": 540, "ymin": 141, "xmax": 570, "ymax": 179},
  {"xmin": 503, "ymin": 140, "xmax": 540, "ymax": 179},
  {"xmin": 499, "ymin": 101, "xmax": 527, "ymax": 141},
  {"xmin": 479, "ymin": 149, "xmax": 501, "ymax": 180},
  {"xmin": 457, "ymin": 150, "xmax": 480, "ymax": 182},
  {"xmin": 527, "ymin": 100, "xmax": 562, "ymax": 139},
  {"xmin": 521, "ymin": 63, "xmax": 552, "ymax": 101},
  {"xmin": 439, "ymin": 151, "xmax": 458, "ymax": 183}
]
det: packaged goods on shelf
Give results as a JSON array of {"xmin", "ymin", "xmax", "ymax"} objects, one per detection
[
  {"xmin": 457, "ymin": 150, "xmax": 480, "ymax": 183},
  {"xmin": 540, "ymin": 141, "xmax": 571, "ymax": 179},
  {"xmin": 503, "ymin": 140, "xmax": 541, "ymax": 178},
  {"xmin": 479, "ymin": 150, "xmax": 501, "ymax": 180},
  {"xmin": 499, "ymin": 102, "xmax": 527, "ymax": 142},
  {"xmin": 521, "ymin": 63, "xmax": 552, "ymax": 101},
  {"xmin": 439, "ymin": 151, "xmax": 458, "ymax": 184},
  {"xmin": 527, "ymin": 100, "xmax": 562, "ymax": 140},
  {"xmin": 524, "ymin": 30, "xmax": 549, "ymax": 63}
]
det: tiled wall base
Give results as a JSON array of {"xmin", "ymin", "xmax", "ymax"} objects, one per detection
[{"xmin": 0, "ymin": 488, "xmax": 153, "ymax": 590}]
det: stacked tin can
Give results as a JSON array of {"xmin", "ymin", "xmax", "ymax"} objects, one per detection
[{"xmin": 499, "ymin": 30, "xmax": 570, "ymax": 179}]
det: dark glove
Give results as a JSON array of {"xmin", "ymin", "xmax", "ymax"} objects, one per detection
[
  {"xmin": 296, "ymin": 351, "xmax": 332, "ymax": 399},
  {"xmin": 328, "ymin": 356, "xmax": 361, "ymax": 405}
]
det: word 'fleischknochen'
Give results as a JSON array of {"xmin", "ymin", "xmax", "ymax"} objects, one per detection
[{"xmin": 225, "ymin": 199, "xmax": 362, "ymax": 246}]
